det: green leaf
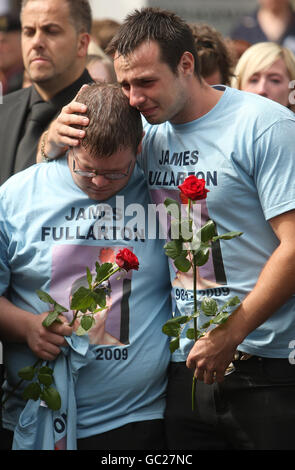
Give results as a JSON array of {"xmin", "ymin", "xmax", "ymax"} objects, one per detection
[
  {"xmin": 39, "ymin": 366, "xmax": 54, "ymax": 376},
  {"xmin": 86, "ymin": 267, "xmax": 93, "ymax": 288},
  {"xmin": 162, "ymin": 316, "xmax": 189, "ymax": 337},
  {"xmin": 198, "ymin": 219, "xmax": 216, "ymax": 243},
  {"xmin": 37, "ymin": 290, "xmax": 68, "ymax": 314},
  {"xmin": 186, "ymin": 328, "xmax": 196, "ymax": 340},
  {"xmin": 22, "ymin": 382, "xmax": 41, "ymax": 401},
  {"xmin": 36, "ymin": 289, "xmax": 56, "ymax": 305},
  {"xmin": 193, "ymin": 246, "xmax": 210, "ymax": 266},
  {"xmin": 92, "ymin": 306, "xmax": 107, "ymax": 314},
  {"xmin": 164, "ymin": 239, "xmax": 184, "ymax": 259},
  {"xmin": 169, "ymin": 337, "xmax": 180, "ymax": 354},
  {"xmin": 226, "ymin": 296, "xmax": 241, "ymax": 307},
  {"xmin": 162, "ymin": 323, "xmax": 181, "ymax": 338},
  {"xmin": 18, "ymin": 365, "xmax": 36, "ymax": 381},
  {"xmin": 38, "ymin": 372, "xmax": 53, "ymax": 387},
  {"xmin": 212, "ymin": 231, "xmax": 243, "ymax": 242},
  {"xmin": 70, "ymin": 286, "xmax": 95, "ymax": 311},
  {"xmin": 219, "ymin": 296, "xmax": 240, "ymax": 313},
  {"xmin": 37, "ymin": 289, "xmax": 68, "ymax": 328},
  {"xmin": 95, "ymin": 262, "xmax": 114, "ymax": 284},
  {"xmin": 201, "ymin": 298, "xmax": 218, "ymax": 316},
  {"xmin": 213, "ymin": 311, "xmax": 230, "ymax": 325},
  {"xmin": 53, "ymin": 302, "xmax": 68, "ymax": 315},
  {"xmin": 174, "ymin": 254, "xmax": 192, "ymax": 272},
  {"xmin": 71, "ymin": 286, "xmax": 107, "ymax": 312},
  {"xmin": 200, "ymin": 321, "xmax": 211, "ymax": 329},
  {"xmin": 40, "ymin": 386, "xmax": 61, "ymax": 411},
  {"xmin": 164, "ymin": 197, "xmax": 180, "ymax": 211},
  {"xmin": 42, "ymin": 309, "xmax": 61, "ymax": 328},
  {"xmin": 81, "ymin": 315, "xmax": 95, "ymax": 331},
  {"xmin": 92, "ymin": 289, "xmax": 107, "ymax": 309}
]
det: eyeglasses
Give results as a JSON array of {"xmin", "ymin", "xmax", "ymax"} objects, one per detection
[{"xmin": 72, "ymin": 150, "xmax": 133, "ymax": 180}]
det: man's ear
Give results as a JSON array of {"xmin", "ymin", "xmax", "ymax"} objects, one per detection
[
  {"xmin": 77, "ymin": 32, "xmax": 90, "ymax": 58},
  {"xmin": 178, "ymin": 51, "xmax": 195, "ymax": 77},
  {"xmin": 136, "ymin": 131, "xmax": 145, "ymax": 155}
]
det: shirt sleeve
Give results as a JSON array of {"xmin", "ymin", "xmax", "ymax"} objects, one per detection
[{"xmin": 253, "ymin": 117, "xmax": 295, "ymax": 220}]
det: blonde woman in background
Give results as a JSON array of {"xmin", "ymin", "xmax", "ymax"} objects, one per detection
[{"xmin": 231, "ymin": 41, "xmax": 295, "ymax": 112}]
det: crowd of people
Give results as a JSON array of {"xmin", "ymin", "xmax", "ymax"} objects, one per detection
[{"xmin": 0, "ymin": 0, "xmax": 295, "ymax": 452}]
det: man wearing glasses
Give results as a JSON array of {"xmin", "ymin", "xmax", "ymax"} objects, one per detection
[
  {"xmin": 0, "ymin": 83, "xmax": 172, "ymax": 450},
  {"xmin": 71, "ymin": 147, "xmax": 134, "ymax": 202}
]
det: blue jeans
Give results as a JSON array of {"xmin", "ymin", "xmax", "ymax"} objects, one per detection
[{"xmin": 165, "ymin": 357, "xmax": 295, "ymax": 450}]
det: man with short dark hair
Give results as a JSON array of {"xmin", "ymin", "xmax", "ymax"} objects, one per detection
[
  {"xmin": 0, "ymin": 83, "xmax": 171, "ymax": 450},
  {"xmin": 0, "ymin": 0, "xmax": 92, "ymax": 185}
]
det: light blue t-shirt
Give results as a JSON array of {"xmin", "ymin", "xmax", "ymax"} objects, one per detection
[
  {"xmin": 138, "ymin": 86, "xmax": 295, "ymax": 360},
  {"xmin": 0, "ymin": 158, "xmax": 171, "ymax": 438}
]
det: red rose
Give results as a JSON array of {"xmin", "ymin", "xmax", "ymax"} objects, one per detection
[
  {"xmin": 116, "ymin": 248, "xmax": 139, "ymax": 272},
  {"xmin": 178, "ymin": 176, "xmax": 209, "ymax": 201}
]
